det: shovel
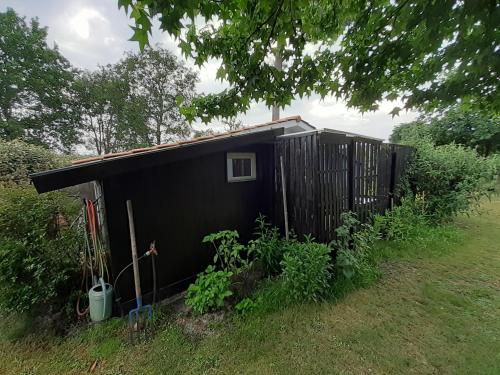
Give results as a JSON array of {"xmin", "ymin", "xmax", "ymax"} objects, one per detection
[{"xmin": 126, "ymin": 200, "xmax": 153, "ymax": 333}]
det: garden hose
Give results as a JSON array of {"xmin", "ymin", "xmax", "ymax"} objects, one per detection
[{"xmin": 113, "ymin": 243, "xmax": 158, "ymax": 317}]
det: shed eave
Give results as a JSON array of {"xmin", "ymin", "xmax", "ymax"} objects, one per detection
[{"xmin": 31, "ymin": 128, "xmax": 284, "ymax": 194}]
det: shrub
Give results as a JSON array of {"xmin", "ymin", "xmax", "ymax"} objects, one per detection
[
  {"xmin": 404, "ymin": 140, "xmax": 497, "ymax": 221},
  {"xmin": 280, "ymin": 237, "xmax": 332, "ymax": 302},
  {"xmin": 202, "ymin": 230, "xmax": 249, "ymax": 273},
  {"xmin": 185, "ymin": 266, "xmax": 233, "ymax": 315},
  {"xmin": 332, "ymin": 212, "xmax": 379, "ymax": 284},
  {"xmin": 0, "ymin": 140, "xmax": 69, "ymax": 186},
  {"xmin": 248, "ymin": 214, "xmax": 284, "ymax": 275},
  {"xmin": 373, "ymin": 196, "xmax": 429, "ymax": 242},
  {"xmin": 234, "ymin": 298, "xmax": 256, "ymax": 315},
  {"xmin": 0, "ymin": 186, "xmax": 82, "ymax": 314}
]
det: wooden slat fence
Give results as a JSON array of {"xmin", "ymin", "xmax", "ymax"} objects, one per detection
[{"xmin": 275, "ymin": 131, "xmax": 413, "ymax": 243}]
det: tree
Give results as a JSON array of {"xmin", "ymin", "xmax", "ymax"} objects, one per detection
[
  {"xmin": 391, "ymin": 108, "xmax": 500, "ymax": 156},
  {"xmin": 222, "ymin": 117, "xmax": 243, "ymax": 132},
  {"xmin": 117, "ymin": 47, "xmax": 198, "ymax": 145},
  {"xmin": 74, "ymin": 66, "xmax": 150, "ymax": 155},
  {"xmin": 119, "ymin": 0, "xmax": 499, "ymax": 122},
  {"xmin": 0, "ymin": 8, "xmax": 78, "ymax": 152},
  {"xmin": 389, "ymin": 121, "xmax": 431, "ymax": 145},
  {"xmin": 428, "ymin": 109, "xmax": 500, "ymax": 157}
]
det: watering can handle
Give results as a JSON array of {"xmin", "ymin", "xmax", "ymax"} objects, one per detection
[{"xmin": 99, "ymin": 277, "xmax": 106, "ymax": 319}]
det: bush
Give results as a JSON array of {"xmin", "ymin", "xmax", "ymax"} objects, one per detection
[
  {"xmin": 0, "ymin": 186, "xmax": 82, "ymax": 314},
  {"xmin": 332, "ymin": 212, "xmax": 379, "ymax": 284},
  {"xmin": 280, "ymin": 237, "xmax": 332, "ymax": 302},
  {"xmin": 185, "ymin": 266, "xmax": 233, "ymax": 315},
  {"xmin": 234, "ymin": 298, "xmax": 256, "ymax": 315},
  {"xmin": 404, "ymin": 140, "xmax": 497, "ymax": 221},
  {"xmin": 248, "ymin": 214, "xmax": 284, "ymax": 275},
  {"xmin": 373, "ymin": 196, "xmax": 429, "ymax": 242},
  {"xmin": 0, "ymin": 140, "xmax": 69, "ymax": 186}
]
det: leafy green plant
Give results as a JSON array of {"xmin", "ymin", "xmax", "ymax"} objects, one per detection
[
  {"xmin": 0, "ymin": 140, "xmax": 69, "ymax": 186},
  {"xmin": 403, "ymin": 140, "xmax": 497, "ymax": 221},
  {"xmin": 234, "ymin": 298, "xmax": 256, "ymax": 315},
  {"xmin": 0, "ymin": 186, "xmax": 81, "ymax": 314},
  {"xmin": 202, "ymin": 230, "xmax": 248, "ymax": 273},
  {"xmin": 122, "ymin": 1, "xmax": 497, "ymax": 121},
  {"xmin": 280, "ymin": 237, "xmax": 332, "ymax": 302},
  {"xmin": 374, "ymin": 196, "xmax": 429, "ymax": 242},
  {"xmin": 185, "ymin": 265, "xmax": 233, "ymax": 315},
  {"xmin": 391, "ymin": 109, "xmax": 500, "ymax": 157},
  {"xmin": 248, "ymin": 214, "xmax": 284, "ymax": 275},
  {"xmin": 332, "ymin": 212, "xmax": 379, "ymax": 284}
]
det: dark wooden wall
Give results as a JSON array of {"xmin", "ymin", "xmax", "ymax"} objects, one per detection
[
  {"xmin": 103, "ymin": 143, "xmax": 275, "ymax": 308},
  {"xmin": 275, "ymin": 133, "xmax": 413, "ymax": 243}
]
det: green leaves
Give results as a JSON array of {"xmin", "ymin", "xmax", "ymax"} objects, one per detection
[
  {"xmin": 247, "ymin": 214, "xmax": 284, "ymax": 275},
  {"xmin": 129, "ymin": 26, "xmax": 149, "ymax": 52},
  {"xmin": 280, "ymin": 240, "xmax": 332, "ymax": 303},
  {"xmin": 0, "ymin": 8, "xmax": 79, "ymax": 152},
  {"xmin": 0, "ymin": 185, "xmax": 81, "ymax": 313},
  {"xmin": 125, "ymin": 2, "xmax": 152, "ymax": 51},
  {"xmin": 202, "ymin": 230, "xmax": 249, "ymax": 273},
  {"xmin": 0, "ymin": 139, "xmax": 69, "ymax": 185},
  {"xmin": 74, "ymin": 46, "xmax": 197, "ymax": 153},
  {"xmin": 405, "ymin": 140, "xmax": 497, "ymax": 220},
  {"xmin": 119, "ymin": 0, "xmax": 499, "ymax": 121},
  {"xmin": 185, "ymin": 265, "xmax": 233, "ymax": 314},
  {"xmin": 391, "ymin": 108, "xmax": 500, "ymax": 157}
]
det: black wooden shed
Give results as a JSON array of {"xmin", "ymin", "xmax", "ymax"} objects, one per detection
[{"xmin": 31, "ymin": 116, "xmax": 412, "ymax": 309}]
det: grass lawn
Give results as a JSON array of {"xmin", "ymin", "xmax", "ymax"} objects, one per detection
[{"xmin": 1, "ymin": 195, "xmax": 499, "ymax": 375}]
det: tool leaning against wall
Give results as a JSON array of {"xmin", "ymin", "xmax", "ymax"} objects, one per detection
[{"xmin": 75, "ymin": 197, "xmax": 113, "ymax": 322}]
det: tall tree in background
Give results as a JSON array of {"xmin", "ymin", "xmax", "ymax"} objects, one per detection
[
  {"xmin": 74, "ymin": 66, "xmax": 150, "ymax": 155},
  {"xmin": 120, "ymin": 0, "xmax": 499, "ymax": 121},
  {"xmin": 390, "ymin": 108, "xmax": 500, "ymax": 156},
  {"xmin": 118, "ymin": 47, "xmax": 197, "ymax": 145},
  {"xmin": 428, "ymin": 110, "xmax": 500, "ymax": 157},
  {"xmin": 0, "ymin": 8, "xmax": 78, "ymax": 152}
]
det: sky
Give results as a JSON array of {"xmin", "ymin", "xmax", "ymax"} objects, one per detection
[{"xmin": 2, "ymin": 0, "xmax": 419, "ymax": 140}]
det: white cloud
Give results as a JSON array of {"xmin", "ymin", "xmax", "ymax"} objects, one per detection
[{"xmin": 69, "ymin": 8, "xmax": 107, "ymax": 40}]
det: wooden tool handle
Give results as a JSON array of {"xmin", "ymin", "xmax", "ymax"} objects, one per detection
[{"xmin": 126, "ymin": 200, "xmax": 142, "ymax": 305}]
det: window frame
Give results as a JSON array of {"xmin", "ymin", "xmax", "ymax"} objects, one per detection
[{"xmin": 226, "ymin": 152, "xmax": 257, "ymax": 182}]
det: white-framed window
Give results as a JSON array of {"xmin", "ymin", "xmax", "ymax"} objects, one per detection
[{"xmin": 227, "ymin": 152, "xmax": 256, "ymax": 182}]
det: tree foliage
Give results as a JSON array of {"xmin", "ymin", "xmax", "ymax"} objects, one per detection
[
  {"xmin": 391, "ymin": 108, "xmax": 500, "ymax": 156},
  {"xmin": 0, "ymin": 185, "xmax": 81, "ymax": 314},
  {"xmin": 74, "ymin": 66, "xmax": 150, "ymax": 155},
  {"xmin": 0, "ymin": 8, "xmax": 78, "ymax": 152},
  {"xmin": 118, "ymin": 47, "xmax": 198, "ymax": 145},
  {"xmin": 119, "ymin": 0, "xmax": 499, "ymax": 122},
  {"xmin": 0, "ymin": 139, "xmax": 69, "ymax": 185},
  {"xmin": 404, "ymin": 141, "xmax": 497, "ymax": 220},
  {"xmin": 74, "ymin": 47, "xmax": 197, "ymax": 154}
]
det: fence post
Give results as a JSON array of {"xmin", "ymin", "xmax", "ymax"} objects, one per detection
[
  {"xmin": 348, "ymin": 139, "xmax": 355, "ymax": 213},
  {"xmin": 389, "ymin": 150, "xmax": 397, "ymax": 210}
]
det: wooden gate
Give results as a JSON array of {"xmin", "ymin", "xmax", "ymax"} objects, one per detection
[{"xmin": 275, "ymin": 131, "xmax": 413, "ymax": 242}]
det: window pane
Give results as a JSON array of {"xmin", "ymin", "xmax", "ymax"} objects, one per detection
[{"xmin": 232, "ymin": 158, "xmax": 252, "ymax": 177}]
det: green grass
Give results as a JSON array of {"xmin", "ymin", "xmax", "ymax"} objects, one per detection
[{"xmin": 1, "ymin": 196, "xmax": 500, "ymax": 374}]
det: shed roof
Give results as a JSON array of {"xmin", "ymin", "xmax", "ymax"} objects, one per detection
[{"xmin": 31, "ymin": 116, "xmax": 313, "ymax": 193}]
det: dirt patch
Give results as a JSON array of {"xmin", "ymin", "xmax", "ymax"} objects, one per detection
[{"xmin": 175, "ymin": 311, "xmax": 226, "ymax": 338}]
